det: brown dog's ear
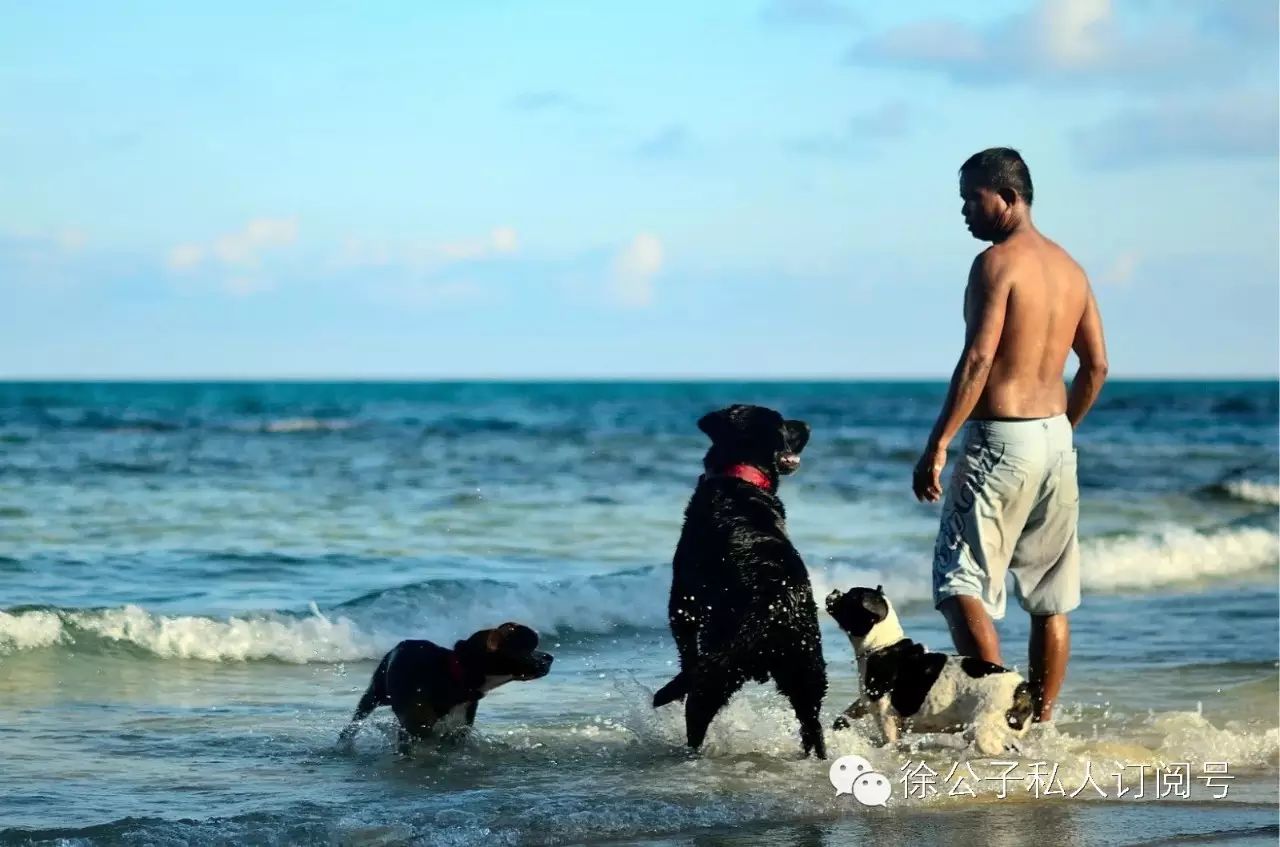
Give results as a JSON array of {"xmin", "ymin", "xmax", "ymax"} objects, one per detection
[{"xmin": 488, "ymin": 622, "xmax": 538, "ymax": 652}]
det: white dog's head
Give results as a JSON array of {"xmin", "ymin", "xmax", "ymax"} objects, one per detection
[{"xmin": 825, "ymin": 585, "xmax": 905, "ymax": 654}]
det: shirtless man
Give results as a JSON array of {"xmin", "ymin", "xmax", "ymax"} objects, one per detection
[{"xmin": 912, "ymin": 148, "xmax": 1108, "ymax": 723}]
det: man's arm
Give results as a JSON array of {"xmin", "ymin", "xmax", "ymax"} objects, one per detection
[
  {"xmin": 913, "ymin": 253, "xmax": 1010, "ymax": 502},
  {"xmin": 1066, "ymin": 283, "xmax": 1108, "ymax": 428}
]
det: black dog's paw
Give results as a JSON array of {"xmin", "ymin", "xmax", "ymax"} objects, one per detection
[{"xmin": 833, "ymin": 715, "xmax": 850, "ymax": 732}]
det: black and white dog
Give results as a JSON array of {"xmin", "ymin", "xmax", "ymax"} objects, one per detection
[
  {"xmin": 825, "ymin": 586, "xmax": 1031, "ymax": 755},
  {"xmin": 652, "ymin": 404, "xmax": 828, "ymax": 759},
  {"xmin": 338, "ymin": 622, "xmax": 553, "ymax": 754}
]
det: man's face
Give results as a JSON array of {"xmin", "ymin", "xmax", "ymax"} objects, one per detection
[{"xmin": 960, "ymin": 175, "xmax": 1007, "ymax": 242}]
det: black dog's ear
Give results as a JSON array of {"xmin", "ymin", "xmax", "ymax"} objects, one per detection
[
  {"xmin": 784, "ymin": 419, "xmax": 810, "ymax": 453},
  {"xmin": 876, "ymin": 584, "xmax": 883, "ymax": 594},
  {"xmin": 860, "ymin": 589, "xmax": 889, "ymax": 622},
  {"xmin": 697, "ymin": 406, "xmax": 746, "ymax": 443}
]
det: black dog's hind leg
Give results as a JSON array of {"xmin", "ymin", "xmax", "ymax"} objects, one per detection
[
  {"xmin": 338, "ymin": 652, "xmax": 392, "ymax": 745},
  {"xmin": 773, "ymin": 659, "xmax": 828, "ymax": 759},
  {"xmin": 684, "ymin": 660, "xmax": 747, "ymax": 751}
]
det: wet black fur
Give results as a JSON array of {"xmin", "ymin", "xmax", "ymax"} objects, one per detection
[
  {"xmin": 338, "ymin": 623, "xmax": 552, "ymax": 753},
  {"xmin": 652, "ymin": 404, "xmax": 828, "ymax": 759}
]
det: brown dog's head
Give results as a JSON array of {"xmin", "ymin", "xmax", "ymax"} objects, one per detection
[
  {"xmin": 697, "ymin": 404, "xmax": 810, "ymax": 478},
  {"xmin": 458, "ymin": 622, "xmax": 554, "ymax": 681}
]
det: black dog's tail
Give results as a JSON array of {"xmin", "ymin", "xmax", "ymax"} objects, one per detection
[
  {"xmin": 338, "ymin": 652, "xmax": 392, "ymax": 744},
  {"xmin": 652, "ymin": 672, "xmax": 688, "ymax": 708}
]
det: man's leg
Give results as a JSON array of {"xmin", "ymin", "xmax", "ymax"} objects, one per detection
[
  {"xmin": 939, "ymin": 595, "xmax": 1002, "ymax": 666},
  {"xmin": 1028, "ymin": 613, "xmax": 1069, "ymax": 722}
]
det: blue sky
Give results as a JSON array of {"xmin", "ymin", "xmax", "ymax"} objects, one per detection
[{"xmin": 2, "ymin": 0, "xmax": 1276, "ymax": 378}]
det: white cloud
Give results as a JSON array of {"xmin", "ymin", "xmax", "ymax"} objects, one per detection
[
  {"xmin": 1099, "ymin": 252, "xmax": 1140, "ymax": 287},
  {"xmin": 1072, "ymin": 94, "xmax": 1279, "ymax": 168},
  {"xmin": 164, "ymin": 217, "xmax": 298, "ymax": 295},
  {"xmin": 848, "ymin": 0, "xmax": 1275, "ymax": 90},
  {"xmin": 342, "ymin": 226, "xmax": 519, "ymax": 270},
  {"xmin": 167, "ymin": 243, "xmax": 205, "ymax": 270},
  {"xmin": 167, "ymin": 217, "xmax": 298, "ymax": 272},
  {"xmin": 611, "ymin": 233, "xmax": 664, "ymax": 308}
]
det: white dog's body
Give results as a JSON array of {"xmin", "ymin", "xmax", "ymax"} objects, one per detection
[{"xmin": 826, "ymin": 587, "xmax": 1032, "ymax": 755}]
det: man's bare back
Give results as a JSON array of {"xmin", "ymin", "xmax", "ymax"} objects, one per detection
[
  {"xmin": 966, "ymin": 230, "xmax": 1092, "ymax": 420},
  {"xmin": 912, "ymin": 153, "xmax": 1108, "ymax": 493}
]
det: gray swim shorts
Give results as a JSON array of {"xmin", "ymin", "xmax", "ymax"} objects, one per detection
[{"xmin": 932, "ymin": 414, "xmax": 1080, "ymax": 620}]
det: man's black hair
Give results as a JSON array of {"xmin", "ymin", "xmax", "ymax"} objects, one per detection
[{"xmin": 960, "ymin": 147, "xmax": 1034, "ymax": 206}]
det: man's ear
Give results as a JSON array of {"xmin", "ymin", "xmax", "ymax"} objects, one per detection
[{"xmin": 998, "ymin": 186, "xmax": 1019, "ymax": 207}]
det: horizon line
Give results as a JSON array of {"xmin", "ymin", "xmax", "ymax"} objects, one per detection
[{"xmin": 2, "ymin": 374, "xmax": 1277, "ymax": 383}]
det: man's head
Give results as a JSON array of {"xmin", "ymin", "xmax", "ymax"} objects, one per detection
[{"xmin": 959, "ymin": 147, "xmax": 1033, "ymax": 242}]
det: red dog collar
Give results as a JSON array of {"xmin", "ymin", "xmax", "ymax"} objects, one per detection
[{"xmin": 717, "ymin": 464, "xmax": 774, "ymax": 493}]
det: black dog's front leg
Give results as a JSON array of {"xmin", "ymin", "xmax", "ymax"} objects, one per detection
[
  {"xmin": 395, "ymin": 718, "xmax": 436, "ymax": 757},
  {"xmin": 833, "ymin": 698, "xmax": 870, "ymax": 731}
]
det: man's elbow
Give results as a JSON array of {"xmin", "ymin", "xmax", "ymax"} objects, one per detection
[
  {"xmin": 962, "ymin": 350, "xmax": 995, "ymax": 375},
  {"xmin": 1085, "ymin": 358, "xmax": 1109, "ymax": 381}
]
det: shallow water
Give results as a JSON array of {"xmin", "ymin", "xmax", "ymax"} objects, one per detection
[{"xmin": 0, "ymin": 381, "xmax": 1276, "ymax": 845}]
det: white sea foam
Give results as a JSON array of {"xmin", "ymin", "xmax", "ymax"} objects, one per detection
[
  {"xmin": 0, "ymin": 608, "xmax": 66, "ymax": 652},
  {"xmin": 1080, "ymin": 526, "xmax": 1277, "ymax": 591},
  {"xmin": 0, "ymin": 526, "xmax": 1273, "ymax": 663},
  {"xmin": 0, "ymin": 604, "xmax": 384, "ymax": 663},
  {"xmin": 1221, "ymin": 479, "xmax": 1280, "ymax": 506},
  {"xmin": 261, "ymin": 417, "xmax": 356, "ymax": 433}
]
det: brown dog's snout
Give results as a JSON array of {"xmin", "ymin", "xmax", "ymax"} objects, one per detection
[
  {"xmin": 528, "ymin": 650, "xmax": 554, "ymax": 677},
  {"xmin": 825, "ymin": 589, "xmax": 843, "ymax": 611}
]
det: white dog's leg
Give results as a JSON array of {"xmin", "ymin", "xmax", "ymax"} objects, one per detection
[
  {"xmin": 970, "ymin": 716, "xmax": 1008, "ymax": 756},
  {"xmin": 874, "ymin": 698, "xmax": 900, "ymax": 746}
]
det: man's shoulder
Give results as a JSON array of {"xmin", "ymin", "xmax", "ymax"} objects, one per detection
[
  {"xmin": 977, "ymin": 233, "xmax": 1085, "ymax": 279},
  {"xmin": 968, "ymin": 245, "xmax": 1013, "ymax": 287}
]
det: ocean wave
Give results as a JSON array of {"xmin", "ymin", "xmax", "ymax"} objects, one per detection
[
  {"xmin": 1, "ymin": 525, "xmax": 1273, "ymax": 664},
  {"xmin": 259, "ymin": 417, "xmax": 357, "ymax": 433},
  {"xmin": 1080, "ymin": 526, "xmax": 1278, "ymax": 591},
  {"xmin": 0, "ymin": 604, "xmax": 383, "ymax": 663},
  {"xmin": 1213, "ymin": 479, "xmax": 1280, "ymax": 507}
]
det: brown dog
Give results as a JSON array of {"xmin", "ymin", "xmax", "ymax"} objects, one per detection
[{"xmin": 338, "ymin": 622, "xmax": 553, "ymax": 753}]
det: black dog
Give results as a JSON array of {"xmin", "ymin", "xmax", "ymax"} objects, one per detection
[
  {"xmin": 652, "ymin": 404, "xmax": 827, "ymax": 758},
  {"xmin": 338, "ymin": 622, "xmax": 553, "ymax": 753}
]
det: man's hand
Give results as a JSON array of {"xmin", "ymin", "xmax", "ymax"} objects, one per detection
[{"xmin": 913, "ymin": 445, "xmax": 947, "ymax": 502}]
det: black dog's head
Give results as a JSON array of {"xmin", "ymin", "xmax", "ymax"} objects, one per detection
[
  {"xmin": 459, "ymin": 622, "xmax": 554, "ymax": 681},
  {"xmin": 824, "ymin": 586, "xmax": 890, "ymax": 638},
  {"xmin": 697, "ymin": 404, "xmax": 810, "ymax": 478}
]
